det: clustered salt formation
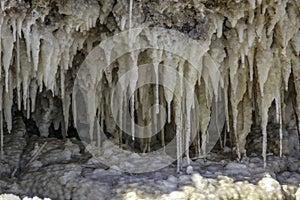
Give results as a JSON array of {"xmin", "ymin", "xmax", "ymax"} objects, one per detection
[{"xmin": 0, "ymin": 0, "xmax": 299, "ymax": 171}]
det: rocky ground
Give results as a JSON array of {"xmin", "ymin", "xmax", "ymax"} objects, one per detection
[{"xmin": 0, "ymin": 128, "xmax": 300, "ymax": 200}]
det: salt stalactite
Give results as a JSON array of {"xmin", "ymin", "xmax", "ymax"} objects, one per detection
[
  {"xmin": 257, "ymin": 0, "xmax": 262, "ymax": 5},
  {"xmin": 185, "ymin": 107, "xmax": 191, "ymax": 164},
  {"xmin": 26, "ymin": 93, "xmax": 30, "ymax": 119},
  {"xmin": 129, "ymin": 0, "xmax": 133, "ymax": 29},
  {"xmin": 230, "ymin": 66, "xmax": 249, "ymax": 158},
  {"xmin": 11, "ymin": 17, "xmax": 17, "ymax": 42},
  {"xmin": 30, "ymin": 80, "xmax": 37, "ymax": 113},
  {"xmin": 267, "ymin": 2, "xmax": 284, "ymax": 37},
  {"xmin": 224, "ymin": 27, "xmax": 245, "ymax": 158},
  {"xmin": 0, "ymin": 111, "xmax": 2, "ymax": 158},
  {"xmin": 20, "ymin": 39, "xmax": 32, "ymax": 112},
  {"xmin": 248, "ymin": 0, "xmax": 256, "ymax": 9},
  {"xmin": 152, "ymin": 50, "xmax": 162, "ymax": 114},
  {"xmin": 292, "ymin": 32, "xmax": 300, "ymax": 56},
  {"xmin": 175, "ymin": 99, "xmax": 182, "ymax": 172},
  {"xmin": 97, "ymin": 112, "xmax": 101, "ymax": 148},
  {"xmin": 224, "ymin": 78, "xmax": 230, "ymax": 134},
  {"xmin": 185, "ymin": 63, "xmax": 198, "ymax": 165},
  {"xmin": 4, "ymin": 73, "xmax": 13, "ymax": 133},
  {"xmin": 131, "ymin": 90, "xmax": 135, "ymax": 141},
  {"xmin": 198, "ymin": 77, "xmax": 211, "ymax": 157},
  {"xmin": 16, "ymin": 34, "xmax": 22, "ymax": 110},
  {"xmin": 0, "ymin": 15, "xmax": 3, "ymax": 79},
  {"xmin": 121, "ymin": 16, "xmax": 126, "ymax": 31},
  {"xmin": 255, "ymin": 10, "xmax": 265, "ymax": 43},
  {"xmin": 237, "ymin": 21, "xmax": 246, "ymax": 43},
  {"xmin": 129, "ymin": 53, "xmax": 138, "ymax": 141},
  {"xmin": 116, "ymin": 55, "xmax": 132, "ymax": 143},
  {"xmin": 163, "ymin": 54, "xmax": 178, "ymax": 123},
  {"xmin": 88, "ymin": 91, "xmax": 96, "ymax": 143},
  {"xmin": 178, "ymin": 60, "xmax": 184, "ymax": 99},
  {"xmin": 1, "ymin": 1, "xmax": 4, "ymax": 11},
  {"xmin": 40, "ymin": 37, "xmax": 54, "ymax": 90},
  {"xmin": 60, "ymin": 66, "xmax": 70, "ymax": 137},
  {"xmin": 2, "ymin": 18, "xmax": 14, "ymax": 93},
  {"xmin": 247, "ymin": 46, "xmax": 255, "ymax": 81},
  {"xmin": 258, "ymin": 47, "xmax": 282, "ymax": 167},
  {"xmin": 159, "ymin": 88, "xmax": 166, "ymax": 149},
  {"xmin": 57, "ymin": 30, "xmax": 74, "ymax": 136},
  {"xmin": 275, "ymin": 95, "xmax": 283, "ymax": 157},
  {"xmin": 118, "ymin": 95, "xmax": 123, "ymax": 145},
  {"xmin": 236, "ymin": 90, "xmax": 252, "ymax": 156},
  {"xmin": 0, "ymin": 82, "xmax": 2, "ymax": 114},
  {"xmin": 291, "ymin": 55, "xmax": 300, "ymax": 146},
  {"xmin": 23, "ymin": 16, "xmax": 37, "ymax": 63},
  {"xmin": 167, "ymin": 101, "xmax": 171, "ymax": 123},
  {"xmin": 176, "ymin": 60, "xmax": 186, "ymax": 163},
  {"xmin": 31, "ymin": 26, "xmax": 40, "ymax": 72},
  {"xmin": 128, "ymin": 0, "xmax": 134, "ymax": 45}
]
